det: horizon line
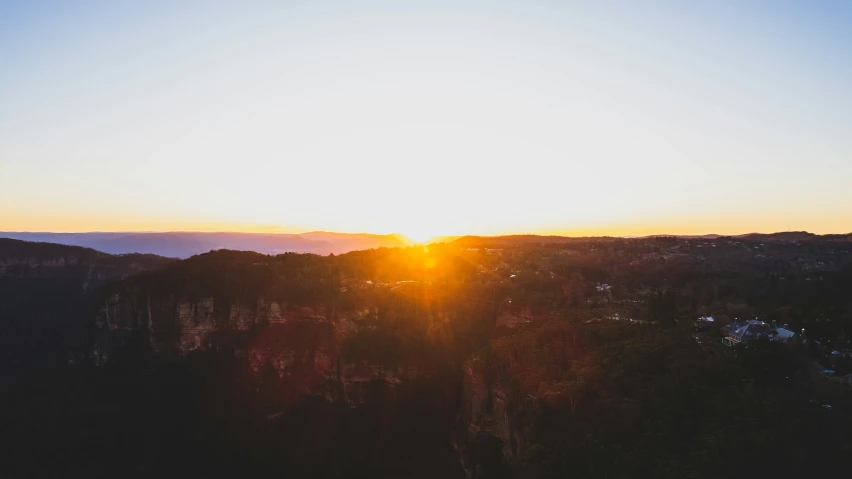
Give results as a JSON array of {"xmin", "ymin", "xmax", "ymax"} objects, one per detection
[{"xmin": 3, "ymin": 229, "xmax": 851, "ymax": 240}]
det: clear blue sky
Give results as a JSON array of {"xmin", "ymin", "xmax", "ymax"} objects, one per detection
[{"xmin": 1, "ymin": 0, "xmax": 850, "ymax": 240}]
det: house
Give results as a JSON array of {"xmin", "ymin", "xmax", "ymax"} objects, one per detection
[
  {"xmin": 695, "ymin": 316, "xmax": 719, "ymax": 331},
  {"xmin": 722, "ymin": 320, "xmax": 795, "ymax": 347},
  {"xmin": 773, "ymin": 328, "xmax": 795, "ymax": 343},
  {"xmin": 723, "ymin": 320, "xmax": 767, "ymax": 346}
]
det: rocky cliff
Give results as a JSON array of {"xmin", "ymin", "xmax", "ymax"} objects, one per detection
[
  {"xmin": 0, "ymin": 239, "xmax": 174, "ymax": 374},
  {"xmin": 92, "ymin": 283, "xmax": 424, "ymax": 407},
  {"xmin": 454, "ymin": 356, "xmax": 528, "ymax": 477}
]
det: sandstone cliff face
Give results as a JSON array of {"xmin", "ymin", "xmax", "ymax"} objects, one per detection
[
  {"xmin": 0, "ymin": 254, "xmax": 97, "ymax": 288},
  {"xmin": 455, "ymin": 357, "xmax": 527, "ymax": 476},
  {"xmin": 97, "ymin": 295, "xmax": 299, "ymax": 330},
  {"xmin": 92, "ymin": 292, "xmax": 423, "ymax": 407},
  {"xmin": 0, "ymin": 255, "xmax": 74, "ymax": 270},
  {"xmin": 95, "ymin": 294, "xmax": 294, "ymax": 346}
]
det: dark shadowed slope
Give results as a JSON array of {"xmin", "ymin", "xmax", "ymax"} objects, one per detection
[{"xmin": 0, "ymin": 239, "xmax": 173, "ymax": 375}]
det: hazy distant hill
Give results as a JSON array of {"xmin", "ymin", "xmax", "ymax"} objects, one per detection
[
  {"xmin": 734, "ymin": 231, "xmax": 852, "ymax": 242},
  {"xmin": 641, "ymin": 234, "xmax": 722, "ymax": 239},
  {"xmin": 0, "ymin": 231, "xmax": 412, "ymax": 258},
  {"xmin": 428, "ymin": 235, "xmax": 463, "ymax": 244},
  {"xmin": 450, "ymin": 231, "xmax": 852, "ymax": 247},
  {"xmin": 0, "ymin": 238, "xmax": 172, "ymax": 274},
  {"xmin": 450, "ymin": 234, "xmax": 609, "ymax": 247},
  {"xmin": 299, "ymin": 231, "xmax": 413, "ymax": 251}
]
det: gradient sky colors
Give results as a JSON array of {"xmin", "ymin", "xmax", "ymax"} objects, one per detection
[{"xmin": 1, "ymin": 1, "xmax": 851, "ymax": 242}]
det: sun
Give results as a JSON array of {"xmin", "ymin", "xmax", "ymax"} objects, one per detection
[{"xmin": 403, "ymin": 228, "xmax": 439, "ymax": 245}]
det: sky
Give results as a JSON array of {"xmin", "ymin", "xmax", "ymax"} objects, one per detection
[{"xmin": 1, "ymin": 0, "xmax": 851, "ymax": 242}]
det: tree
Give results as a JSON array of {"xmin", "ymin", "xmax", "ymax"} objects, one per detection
[
  {"xmin": 837, "ymin": 328, "xmax": 848, "ymax": 348},
  {"xmin": 650, "ymin": 289, "xmax": 677, "ymax": 325}
]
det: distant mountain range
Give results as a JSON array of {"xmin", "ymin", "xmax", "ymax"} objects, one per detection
[
  {"xmin": 3, "ymin": 230, "xmax": 850, "ymax": 258},
  {"xmin": 0, "ymin": 231, "xmax": 412, "ymax": 258},
  {"xmin": 449, "ymin": 231, "xmax": 852, "ymax": 247},
  {"xmin": 733, "ymin": 231, "xmax": 852, "ymax": 242},
  {"xmin": 667, "ymin": 232, "xmax": 851, "ymax": 242}
]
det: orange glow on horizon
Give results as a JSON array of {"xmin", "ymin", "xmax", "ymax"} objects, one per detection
[{"xmin": 3, "ymin": 3, "xmax": 851, "ymax": 247}]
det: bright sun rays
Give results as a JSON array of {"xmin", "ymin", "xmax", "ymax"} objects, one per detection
[{"xmin": 405, "ymin": 229, "xmax": 438, "ymax": 244}]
